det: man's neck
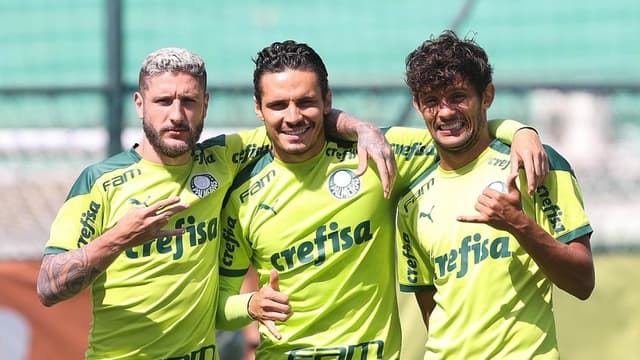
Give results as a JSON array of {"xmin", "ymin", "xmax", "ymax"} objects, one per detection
[{"xmin": 439, "ymin": 134, "xmax": 493, "ymax": 171}]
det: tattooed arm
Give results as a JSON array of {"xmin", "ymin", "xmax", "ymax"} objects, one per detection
[
  {"xmin": 37, "ymin": 196, "xmax": 189, "ymax": 306},
  {"xmin": 37, "ymin": 248, "xmax": 103, "ymax": 306}
]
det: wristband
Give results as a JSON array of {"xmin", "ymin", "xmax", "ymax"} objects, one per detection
[{"xmin": 247, "ymin": 292, "xmax": 257, "ymax": 320}]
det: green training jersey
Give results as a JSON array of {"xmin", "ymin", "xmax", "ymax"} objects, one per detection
[
  {"xmin": 218, "ymin": 127, "xmax": 438, "ymax": 360},
  {"xmin": 396, "ymin": 140, "xmax": 593, "ymax": 359},
  {"xmin": 44, "ymin": 128, "xmax": 269, "ymax": 360}
]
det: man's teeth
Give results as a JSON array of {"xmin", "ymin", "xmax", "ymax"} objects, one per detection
[
  {"xmin": 286, "ymin": 128, "xmax": 307, "ymax": 135},
  {"xmin": 440, "ymin": 122, "xmax": 463, "ymax": 131}
]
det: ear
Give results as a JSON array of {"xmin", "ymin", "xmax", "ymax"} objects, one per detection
[
  {"xmin": 482, "ymin": 83, "xmax": 495, "ymax": 110},
  {"xmin": 134, "ymin": 92, "xmax": 144, "ymax": 119},
  {"xmin": 412, "ymin": 96, "xmax": 422, "ymax": 114},
  {"xmin": 323, "ymin": 90, "xmax": 333, "ymax": 116},
  {"xmin": 254, "ymin": 96, "xmax": 264, "ymax": 122},
  {"xmin": 202, "ymin": 92, "xmax": 210, "ymax": 119}
]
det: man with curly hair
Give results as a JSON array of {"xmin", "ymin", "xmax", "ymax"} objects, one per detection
[{"xmin": 397, "ymin": 30, "xmax": 595, "ymax": 359}]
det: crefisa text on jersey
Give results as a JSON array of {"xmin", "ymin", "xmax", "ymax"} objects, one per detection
[
  {"xmin": 270, "ymin": 220, "xmax": 373, "ymax": 271},
  {"xmin": 325, "ymin": 144, "xmax": 357, "ymax": 161},
  {"xmin": 390, "ymin": 141, "xmax": 436, "ymax": 161},
  {"xmin": 488, "ymin": 156, "xmax": 510, "ymax": 170},
  {"xmin": 434, "ymin": 233, "xmax": 511, "ymax": 279},
  {"xmin": 221, "ymin": 218, "xmax": 374, "ymax": 271},
  {"xmin": 400, "ymin": 231, "xmax": 513, "ymax": 282},
  {"xmin": 77, "ymin": 201, "xmax": 101, "ymax": 247},
  {"xmin": 232, "ymin": 143, "xmax": 271, "ymax": 164},
  {"xmin": 124, "ymin": 215, "xmax": 218, "ymax": 260},
  {"xmin": 536, "ymin": 184, "xmax": 566, "ymax": 233},
  {"xmin": 400, "ymin": 232, "xmax": 419, "ymax": 284}
]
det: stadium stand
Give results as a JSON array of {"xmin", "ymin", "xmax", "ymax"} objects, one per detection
[{"xmin": 1, "ymin": 0, "xmax": 638, "ymax": 256}]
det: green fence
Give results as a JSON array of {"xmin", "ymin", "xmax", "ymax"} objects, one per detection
[{"xmin": 1, "ymin": 0, "xmax": 639, "ymax": 258}]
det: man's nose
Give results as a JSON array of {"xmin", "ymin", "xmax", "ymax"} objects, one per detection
[
  {"xmin": 285, "ymin": 103, "xmax": 303, "ymax": 123},
  {"xmin": 169, "ymin": 100, "xmax": 186, "ymax": 121}
]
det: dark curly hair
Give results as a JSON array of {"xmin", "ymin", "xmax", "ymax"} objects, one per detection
[
  {"xmin": 253, "ymin": 40, "xmax": 329, "ymax": 104},
  {"xmin": 405, "ymin": 30, "xmax": 493, "ymax": 100}
]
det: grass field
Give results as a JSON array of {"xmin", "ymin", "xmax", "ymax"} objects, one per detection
[
  {"xmin": 554, "ymin": 252, "xmax": 640, "ymax": 360},
  {"xmin": 399, "ymin": 252, "xmax": 640, "ymax": 359}
]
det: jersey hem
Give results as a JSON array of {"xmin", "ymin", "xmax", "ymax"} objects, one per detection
[{"xmin": 399, "ymin": 284, "xmax": 436, "ymax": 292}]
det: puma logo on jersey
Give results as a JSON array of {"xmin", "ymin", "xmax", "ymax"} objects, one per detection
[
  {"xmin": 129, "ymin": 196, "xmax": 151, "ymax": 207},
  {"xmin": 419, "ymin": 205, "xmax": 435, "ymax": 223},
  {"xmin": 258, "ymin": 203, "xmax": 277, "ymax": 215}
]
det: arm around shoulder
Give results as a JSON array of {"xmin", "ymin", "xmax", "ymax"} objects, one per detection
[
  {"xmin": 325, "ymin": 109, "xmax": 397, "ymax": 198},
  {"xmin": 489, "ymin": 118, "xmax": 549, "ymax": 194}
]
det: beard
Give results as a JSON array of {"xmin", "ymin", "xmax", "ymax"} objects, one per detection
[{"xmin": 142, "ymin": 120, "xmax": 203, "ymax": 158}]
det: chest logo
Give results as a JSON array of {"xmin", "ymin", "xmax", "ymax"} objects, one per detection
[
  {"xmin": 487, "ymin": 180, "xmax": 507, "ymax": 193},
  {"xmin": 328, "ymin": 168, "xmax": 360, "ymax": 200},
  {"xmin": 190, "ymin": 173, "xmax": 219, "ymax": 198}
]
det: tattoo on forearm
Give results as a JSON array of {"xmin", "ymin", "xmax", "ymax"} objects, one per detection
[{"xmin": 38, "ymin": 248, "xmax": 101, "ymax": 305}]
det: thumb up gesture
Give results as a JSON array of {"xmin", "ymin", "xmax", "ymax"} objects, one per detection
[{"xmin": 248, "ymin": 269, "xmax": 292, "ymax": 340}]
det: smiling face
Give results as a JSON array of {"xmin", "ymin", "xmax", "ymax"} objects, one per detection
[
  {"xmin": 254, "ymin": 69, "xmax": 331, "ymax": 163},
  {"xmin": 134, "ymin": 71, "xmax": 209, "ymax": 165},
  {"xmin": 413, "ymin": 79, "xmax": 495, "ymax": 167}
]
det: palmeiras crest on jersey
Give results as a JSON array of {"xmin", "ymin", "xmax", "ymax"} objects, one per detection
[
  {"xmin": 328, "ymin": 168, "xmax": 360, "ymax": 199},
  {"xmin": 487, "ymin": 180, "xmax": 507, "ymax": 193},
  {"xmin": 190, "ymin": 173, "xmax": 219, "ymax": 198}
]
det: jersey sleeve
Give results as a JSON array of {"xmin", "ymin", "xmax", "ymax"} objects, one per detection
[
  {"xmin": 489, "ymin": 118, "xmax": 536, "ymax": 145},
  {"xmin": 217, "ymin": 199, "xmax": 256, "ymax": 329},
  {"xmin": 396, "ymin": 197, "xmax": 437, "ymax": 292},
  {"xmin": 381, "ymin": 119, "xmax": 534, "ymax": 195},
  {"xmin": 522, "ymin": 145, "xmax": 593, "ymax": 243},
  {"xmin": 45, "ymin": 168, "xmax": 106, "ymax": 254},
  {"xmin": 220, "ymin": 126, "xmax": 270, "ymax": 178},
  {"xmin": 382, "ymin": 127, "xmax": 437, "ymax": 193}
]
